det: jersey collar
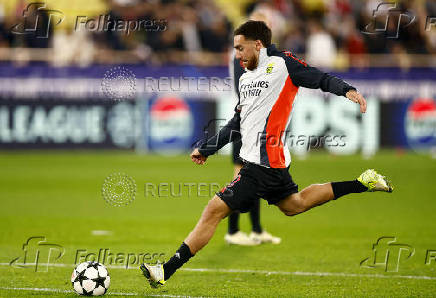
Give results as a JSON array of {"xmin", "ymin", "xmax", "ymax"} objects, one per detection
[
  {"xmin": 249, "ymin": 44, "xmax": 277, "ymax": 72},
  {"xmin": 266, "ymin": 44, "xmax": 279, "ymax": 56}
]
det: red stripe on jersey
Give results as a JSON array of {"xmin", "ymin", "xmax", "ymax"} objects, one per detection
[
  {"xmin": 283, "ymin": 51, "xmax": 308, "ymax": 67},
  {"xmin": 265, "ymin": 76, "xmax": 298, "ymax": 168}
]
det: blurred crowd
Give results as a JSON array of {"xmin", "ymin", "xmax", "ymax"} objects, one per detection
[{"xmin": 0, "ymin": 0, "xmax": 434, "ymax": 67}]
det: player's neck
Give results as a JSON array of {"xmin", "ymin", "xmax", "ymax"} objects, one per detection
[{"xmin": 249, "ymin": 48, "xmax": 267, "ymax": 71}]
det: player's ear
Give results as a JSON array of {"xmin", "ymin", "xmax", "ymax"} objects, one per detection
[{"xmin": 255, "ymin": 40, "xmax": 263, "ymax": 50}]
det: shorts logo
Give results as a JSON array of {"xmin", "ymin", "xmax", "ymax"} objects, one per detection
[
  {"xmin": 227, "ymin": 174, "xmax": 241, "ymax": 188},
  {"xmin": 220, "ymin": 174, "xmax": 241, "ymax": 197},
  {"xmin": 266, "ymin": 63, "xmax": 274, "ymax": 74}
]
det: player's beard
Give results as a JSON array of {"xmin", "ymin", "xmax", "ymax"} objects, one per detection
[{"xmin": 246, "ymin": 55, "xmax": 258, "ymax": 71}]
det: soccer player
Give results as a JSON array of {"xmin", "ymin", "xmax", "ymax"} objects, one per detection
[
  {"xmin": 140, "ymin": 20, "xmax": 393, "ymax": 287},
  {"xmin": 225, "ymin": 48, "xmax": 281, "ymax": 246}
]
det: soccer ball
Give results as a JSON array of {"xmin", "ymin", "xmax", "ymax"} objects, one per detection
[{"xmin": 71, "ymin": 261, "xmax": 110, "ymax": 296}]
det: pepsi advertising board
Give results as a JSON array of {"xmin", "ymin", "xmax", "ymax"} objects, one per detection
[
  {"xmin": 380, "ymin": 98, "xmax": 436, "ymax": 151},
  {"xmin": 145, "ymin": 95, "xmax": 216, "ymax": 153}
]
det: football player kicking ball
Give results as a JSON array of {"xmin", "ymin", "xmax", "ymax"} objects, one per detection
[{"xmin": 140, "ymin": 20, "xmax": 393, "ymax": 288}]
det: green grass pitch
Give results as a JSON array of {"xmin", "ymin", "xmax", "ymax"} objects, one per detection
[{"xmin": 0, "ymin": 150, "xmax": 435, "ymax": 297}]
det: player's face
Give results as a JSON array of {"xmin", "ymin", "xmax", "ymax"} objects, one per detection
[{"xmin": 234, "ymin": 35, "xmax": 262, "ymax": 71}]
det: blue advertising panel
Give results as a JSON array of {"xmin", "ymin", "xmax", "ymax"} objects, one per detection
[
  {"xmin": 144, "ymin": 95, "xmax": 216, "ymax": 153},
  {"xmin": 381, "ymin": 98, "xmax": 436, "ymax": 150}
]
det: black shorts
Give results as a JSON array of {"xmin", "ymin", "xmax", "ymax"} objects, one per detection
[{"xmin": 217, "ymin": 162, "xmax": 299, "ymax": 213}]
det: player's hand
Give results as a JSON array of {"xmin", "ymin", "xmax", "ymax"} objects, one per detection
[
  {"xmin": 346, "ymin": 90, "xmax": 367, "ymax": 113},
  {"xmin": 190, "ymin": 148, "xmax": 207, "ymax": 165}
]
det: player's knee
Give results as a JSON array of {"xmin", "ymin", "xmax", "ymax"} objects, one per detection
[
  {"xmin": 279, "ymin": 194, "xmax": 307, "ymax": 216},
  {"xmin": 203, "ymin": 197, "xmax": 229, "ymax": 221},
  {"xmin": 281, "ymin": 208, "xmax": 303, "ymax": 217}
]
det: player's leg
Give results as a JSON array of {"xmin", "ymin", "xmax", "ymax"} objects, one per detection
[
  {"xmin": 225, "ymin": 163, "xmax": 260, "ymax": 245},
  {"xmin": 227, "ymin": 211, "xmax": 240, "ymax": 234},
  {"xmin": 140, "ymin": 163, "xmax": 260, "ymax": 287},
  {"xmin": 248, "ymin": 197, "xmax": 281, "ymax": 244},
  {"xmin": 227, "ymin": 164, "xmax": 242, "ymax": 236},
  {"xmin": 249, "ymin": 198, "xmax": 262, "ymax": 233},
  {"xmin": 184, "ymin": 195, "xmax": 231, "ymax": 253},
  {"xmin": 276, "ymin": 183, "xmax": 337, "ymax": 216},
  {"xmin": 276, "ymin": 169, "xmax": 393, "ymax": 216},
  {"xmin": 141, "ymin": 195, "xmax": 231, "ymax": 287}
]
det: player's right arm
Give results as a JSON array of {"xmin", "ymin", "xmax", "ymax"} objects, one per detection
[
  {"xmin": 190, "ymin": 112, "xmax": 241, "ymax": 165},
  {"xmin": 191, "ymin": 53, "xmax": 244, "ymax": 165}
]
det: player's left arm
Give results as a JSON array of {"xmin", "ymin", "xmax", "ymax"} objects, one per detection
[{"xmin": 284, "ymin": 54, "xmax": 367, "ymax": 113}]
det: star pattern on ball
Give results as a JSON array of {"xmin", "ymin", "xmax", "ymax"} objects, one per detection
[{"xmin": 72, "ymin": 261, "xmax": 110, "ymax": 296}]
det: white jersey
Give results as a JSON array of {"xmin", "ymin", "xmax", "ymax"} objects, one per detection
[
  {"xmin": 238, "ymin": 47, "xmax": 297, "ymax": 168},
  {"xmin": 198, "ymin": 45, "xmax": 355, "ymax": 168},
  {"xmin": 236, "ymin": 45, "xmax": 354, "ymax": 168}
]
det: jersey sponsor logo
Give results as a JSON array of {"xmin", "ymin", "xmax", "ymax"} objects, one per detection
[
  {"xmin": 266, "ymin": 63, "xmax": 274, "ymax": 74},
  {"xmin": 239, "ymin": 80, "xmax": 270, "ymax": 100}
]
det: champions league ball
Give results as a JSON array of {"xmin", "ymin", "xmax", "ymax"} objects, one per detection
[{"xmin": 71, "ymin": 261, "xmax": 110, "ymax": 296}]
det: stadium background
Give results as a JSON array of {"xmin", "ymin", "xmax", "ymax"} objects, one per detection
[{"xmin": 0, "ymin": 0, "xmax": 436, "ymax": 297}]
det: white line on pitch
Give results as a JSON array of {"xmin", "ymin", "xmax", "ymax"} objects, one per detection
[
  {"xmin": 0, "ymin": 286, "xmax": 203, "ymax": 297},
  {"xmin": 1, "ymin": 262, "xmax": 435, "ymax": 281}
]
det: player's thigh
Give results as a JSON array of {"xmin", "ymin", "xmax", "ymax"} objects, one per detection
[
  {"xmin": 200, "ymin": 195, "xmax": 232, "ymax": 222},
  {"xmin": 275, "ymin": 192, "xmax": 304, "ymax": 215}
]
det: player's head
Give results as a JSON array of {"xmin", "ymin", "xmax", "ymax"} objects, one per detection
[{"xmin": 234, "ymin": 20, "xmax": 272, "ymax": 70}]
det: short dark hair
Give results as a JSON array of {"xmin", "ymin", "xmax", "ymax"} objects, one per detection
[{"xmin": 234, "ymin": 20, "xmax": 272, "ymax": 47}]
